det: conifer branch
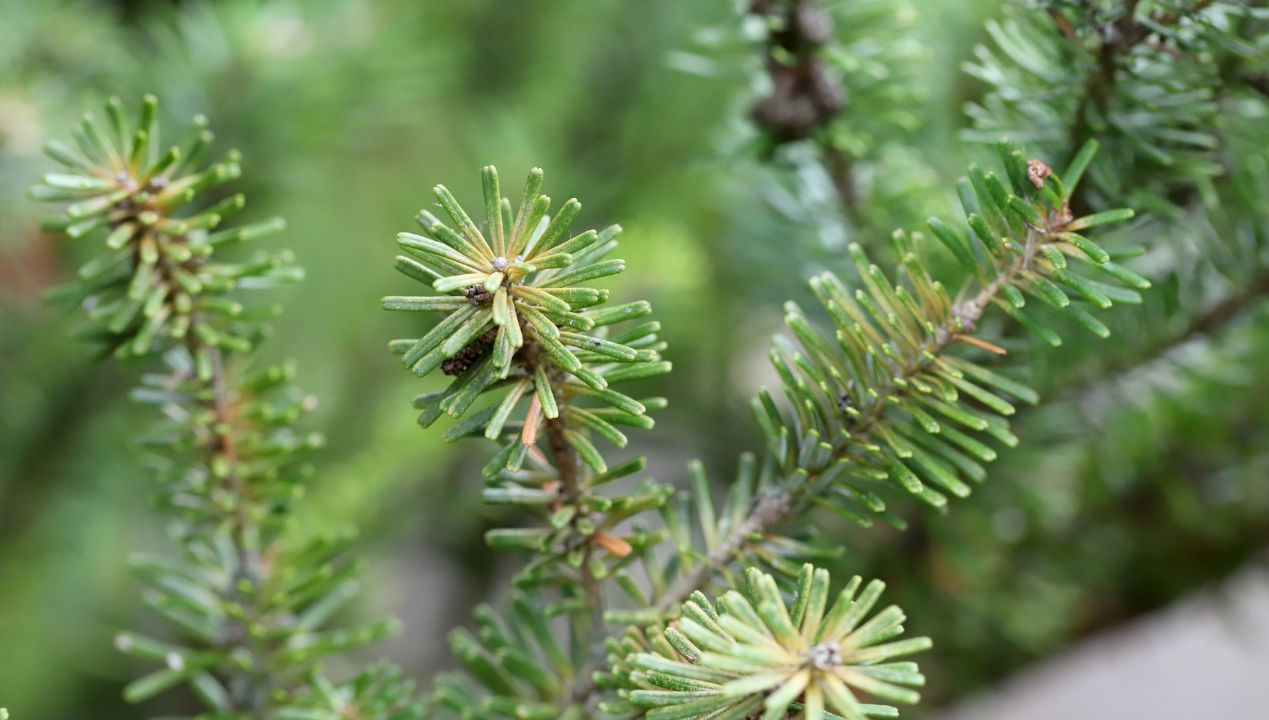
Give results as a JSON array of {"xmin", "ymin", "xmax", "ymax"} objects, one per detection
[
  {"xmin": 966, "ymin": 0, "xmax": 1268, "ymax": 396},
  {"xmin": 587, "ymin": 145, "xmax": 1143, "ymax": 720},
  {"xmin": 654, "ymin": 490, "xmax": 791, "ymax": 615},
  {"xmin": 965, "ymin": 1, "xmax": 1254, "ymax": 211},
  {"xmin": 627, "ymin": 564, "xmax": 931, "ymax": 719},
  {"xmin": 395, "ymin": 140, "xmax": 1143, "ymax": 719},
  {"xmin": 384, "ymin": 166, "xmax": 672, "ymax": 719},
  {"xmin": 378, "ymin": 6, "xmax": 1243, "ymax": 718},
  {"xmin": 653, "ymin": 206, "xmax": 1070, "ymax": 613},
  {"xmin": 33, "ymin": 95, "xmax": 416, "ymax": 718},
  {"xmin": 373, "ymin": 8, "xmax": 1259, "ymax": 717}
]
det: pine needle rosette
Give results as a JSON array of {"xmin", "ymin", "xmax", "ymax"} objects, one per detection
[
  {"xmin": 32, "ymin": 94, "xmax": 296, "ymax": 364},
  {"xmin": 620, "ymin": 564, "xmax": 930, "ymax": 720},
  {"xmin": 384, "ymin": 166, "xmax": 670, "ymax": 474},
  {"xmin": 384, "ymin": 165, "xmax": 638, "ymax": 383}
]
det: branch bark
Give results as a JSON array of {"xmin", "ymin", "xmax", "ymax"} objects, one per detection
[
  {"xmin": 527, "ymin": 350, "xmax": 606, "ymax": 717},
  {"xmin": 189, "ymin": 339, "xmax": 274, "ymax": 715}
]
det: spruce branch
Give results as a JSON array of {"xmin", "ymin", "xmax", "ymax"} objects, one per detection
[
  {"xmin": 383, "ymin": 167, "xmax": 674, "ymax": 719},
  {"xmin": 383, "ymin": 166, "xmax": 668, "ymax": 477},
  {"xmin": 899, "ymin": 302, "xmax": 1269, "ymax": 680},
  {"xmin": 964, "ymin": 1, "xmax": 1257, "ymax": 211},
  {"xmin": 396, "ymin": 145, "xmax": 1142, "ymax": 719},
  {"xmin": 634, "ymin": 140, "xmax": 1143, "ymax": 624},
  {"xmin": 1039, "ymin": 93, "xmax": 1269, "ymax": 414},
  {"xmin": 383, "ymin": 166, "xmax": 671, "ymax": 566},
  {"xmin": 33, "ymin": 96, "xmax": 417, "ymax": 718},
  {"xmin": 654, "ymin": 490, "xmax": 793, "ymax": 616},
  {"xmin": 963, "ymin": 0, "xmax": 1269, "ymax": 416},
  {"xmin": 797, "ymin": 9, "xmax": 1269, "ymax": 680}
]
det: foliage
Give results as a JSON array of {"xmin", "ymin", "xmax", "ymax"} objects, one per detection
[
  {"xmin": 284, "ymin": 663, "xmax": 429, "ymax": 720},
  {"xmin": 383, "ymin": 166, "xmax": 668, "ymax": 480},
  {"xmin": 963, "ymin": 0, "xmax": 1258, "ymax": 211},
  {"xmin": 382, "ymin": 166, "xmax": 671, "ymax": 588},
  {"xmin": 619, "ymin": 564, "xmax": 929, "ymax": 720},
  {"xmin": 855, "ymin": 0, "xmax": 1269, "ymax": 697},
  {"xmin": 2, "ymin": 2, "xmax": 726, "ymax": 715},
  {"xmin": 9, "ymin": 0, "xmax": 1269, "ymax": 718},
  {"xmin": 380, "ymin": 136, "xmax": 1135, "ymax": 719},
  {"xmin": 31, "ymin": 96, "xmax": 417, "ymax": 718}
]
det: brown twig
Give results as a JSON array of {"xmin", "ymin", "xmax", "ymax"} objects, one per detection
[
  {"xmin": 523, "ymin": 346, "xmax": 607, "ymax": 717},
  {"xmin": 135, "ymin": 182, "xmax": 276, "ymax": 713}
]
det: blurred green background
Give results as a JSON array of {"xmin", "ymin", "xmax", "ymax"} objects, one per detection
[{"xmin": 2, "ymin": 1, "xmax": 1267, "ymax": 718}]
